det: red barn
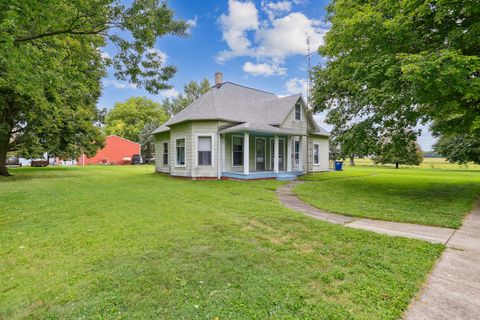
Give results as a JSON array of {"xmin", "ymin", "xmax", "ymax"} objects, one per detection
[{"xmin": 78, "ymin": 135, "xmax": 141, "ymax": 165}]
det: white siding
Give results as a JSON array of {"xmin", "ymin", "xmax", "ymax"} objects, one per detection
[
  {"xmin": 154, "ymin": 132, "xmax": 170, "ymax": 174},
  {"xmin": 310, "ymin": 136, "xmax": 329, "ymax": 172}
]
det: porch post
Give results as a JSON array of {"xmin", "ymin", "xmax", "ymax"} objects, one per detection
[
  {"xmin": 274, "ymin": 135, "xmax": 279, "ymax": 173},
  {"xmin": 298, "ymin": 135, "xmax": 303, "ymax": 172},
  {"xmin": 218, "ymin": 133, "xmax": 223, "ymax": 179},
  {"xmin": 243, "ymin": 131, "xmax": 249, "ymax": 175},
  {"xmin": 287, "ymin": 136, "xmax": 292, "ymax": 172}
]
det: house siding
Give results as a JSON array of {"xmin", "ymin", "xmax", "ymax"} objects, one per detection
[
  {"xmin": 310, "ymin": 136, "xmax": 329, "ymax": 172},
  {"xmin": 154, "ymin": 132, "xmax": 170, "ymax": 174}
]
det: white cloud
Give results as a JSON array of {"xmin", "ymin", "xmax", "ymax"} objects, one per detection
[
  {"xmin": 100, "ymin": 50, "xmax": 111, "ymax": 60},
  {"xmin": 262, "ymin": 1, "xmax": 292, "ymax": 20},
  {"xmin": 103, "ymin": 79, "xmax": 137, "ymax": 90},
  {"xmin": 146, "ymin": 48, "xmax": 168, "ymax": 63},
  {"xmin": 243, "ymin": 61, "xmax": 286, "ymax": 76},
  {"xmin": 217, "ymin": 0, "xmax": 259, "ymax": 63},
  {"xmin": 187, "ymin": 16, "xmax": 198, "ymax": 31},
  {"xmin": 216, "ymin": 1, "xmax": 328, "ymax": 76},
  {"xmin": 255, "ymin": 12, "xmax": 326, "ymax": 62},
  {"xmin": 285, "ymin": 77, "xmax": 308, "ymax": 97},
  {"xmin": 159, "ymin": 88, "xmax": 180, "ymax": 99}
]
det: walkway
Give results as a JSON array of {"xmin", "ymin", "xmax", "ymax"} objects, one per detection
[{"xmin": 276, "ymin": 181, "xmax": 480, "ymax": 319}]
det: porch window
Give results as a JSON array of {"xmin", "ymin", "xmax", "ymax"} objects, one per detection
[
  {"xmin": 176, "ymin": 138, "xmax": 185, "ymax": 166},
  {"xmin": 232, "ymin": 136, "xmax": 243, "ymax": 166},
  {"xmin": 163, "ymin": 142, "xmax": 168, "ymax": 165},
  {"xmin": 295, "ymin": 104, "xmax": 301, "ymax": 120},
  {"xmin": 197, "ymin": 136, "xmax": 212, "ymax": 166},
  {"xmin": 313, "ymin": 143, "xmax": 319, "ymax": 165},
  {"xmin": 294, "ymin": 140, "xmax": 300, "ymax": 165}
]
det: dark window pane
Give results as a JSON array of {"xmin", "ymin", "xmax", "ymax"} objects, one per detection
[
  {"xmin": 198, "ymin": 151, "xmax": 211, "ymax": 165},
  {"xmin": 233, "ymin": 152, "xmax": 243, "ymax": 166}
]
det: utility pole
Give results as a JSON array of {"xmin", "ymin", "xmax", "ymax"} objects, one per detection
[{"xmin": 305, "ymin": 35, "xmax": 312, "ymax": 109}]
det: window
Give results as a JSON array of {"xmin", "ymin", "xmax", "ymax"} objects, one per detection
[
  {"xmin": 163, "ymin": 142, "xmax": 168, "ymax": 165},
  {"xmin": 294, "ymin": 140, "xmax": 300, "ymax": 165},
  {"xmin": 197, "ymin": 136, "xmax": 212, "ymax": 166},
  {"xmin": 295, "ymin": 104, "xmax": 301, "ymax": 120},
  {"xmin": 176, "ymin": 138, "xmax": 185, "ymax": 166},
  {"xmin": 232, "ymin": 136, "xmax": 243, "ymax": 166},
  {"xmin": 313, "ymin": 144, "xmax": 319, "ymax": 165}
]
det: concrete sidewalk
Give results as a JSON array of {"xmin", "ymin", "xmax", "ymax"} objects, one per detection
[
  {"xmin": 405, "ymin": 200, "xmax": 480, "ymax": 320},
  {"xmin": 276, "ymin": 181, "xmax": 480, "ymax": 320},
  {"xmin": 276, "ymin": 182, "xmax": 455, "ymax": 244}
]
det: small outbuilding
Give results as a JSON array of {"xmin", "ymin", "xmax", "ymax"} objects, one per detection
[{"xmin": 78, "ymin": 135, "xmax": 140, "ymax": 165}]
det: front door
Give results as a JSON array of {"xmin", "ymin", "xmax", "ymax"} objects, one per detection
[
  {"xmin": 255, "ymin": 138, "xmax": 266, "ymax": 171},
  {"xmin": 270, "ymin": 139, "xmax": 284, "ymax": 170}
]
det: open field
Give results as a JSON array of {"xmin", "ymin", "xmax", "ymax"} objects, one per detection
[
  {"xmin": 296, "ymin": 166, "xmax": 480, "ymax": 228},
  {"xmin": 0, "ymin": 166, "xmax": 442, "ymax": 319},
  {"xmin": 348, "ymin": 157, "xmax": 480, "ymax": 170}
]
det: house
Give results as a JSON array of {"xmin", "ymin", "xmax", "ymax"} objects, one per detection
[
  {"xmin": 78, "ymin": 135, "xmax": 141, "ymax": 165},
  {"xmin": 152, "ymin": 73, "xmax": 329, "ymax": 180}
]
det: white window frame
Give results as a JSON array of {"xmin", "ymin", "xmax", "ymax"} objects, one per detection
[
  {"xmin": 195, "ymin": 134, "xmax": 215, "ymax": 167},
  {"xmin": 175, "ymin": 137, "xmax": 186, "ymax": 167},
  {"xmin": 254, "ymin": 137, "xmax": 267, "ymax": 171},
  {"xmin": 294, "ymin": 138, "xmax": 300, "ymax": 167},
  {"xmin": 313, "ymin": 143, "xmax": 320, "ymax": 165},
  {"xmin": 231, "ymin": 134, "xmax": 244, "ymax": 167},
  {"xmin": 163, "ymin": 142, "xmax": 169, "ymax": 166},
  {"xmin": 295, "ymin": 104, "xmax": 302, "ymax": 121}
]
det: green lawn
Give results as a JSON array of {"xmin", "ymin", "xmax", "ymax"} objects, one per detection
[
  {"xmin": 296, "ymin": 166, "xmax": 480, "ymax": 228},
  {"xmin": 1, "ymin": 166, "xmax": 443, "ymax": 319}
]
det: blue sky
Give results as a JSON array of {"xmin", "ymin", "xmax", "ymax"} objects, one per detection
[{"xmin": 99, "ymin": 0, "xmax": 435, "ymax": 150}]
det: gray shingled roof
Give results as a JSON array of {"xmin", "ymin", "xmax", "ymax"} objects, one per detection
[
  {"xmin": 152, "ymin": 82, "xmax": 329, "ymax": 135},
  {"xmin": 219, "ymin": 122, "xmax": 302, "ymax": 135}
]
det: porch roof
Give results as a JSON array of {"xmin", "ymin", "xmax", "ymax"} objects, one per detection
[{"xmin": 219, "ymin": 122, "xmax": 304, "ymax": 136}]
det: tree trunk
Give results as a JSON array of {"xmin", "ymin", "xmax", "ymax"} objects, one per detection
[
  {"xmin": 0, "ymin": 134, "xmax": 10, "ymax": 176},
  {"xmin": 395, "ymin": 162, "xmax": 399, "ymax": 169},
  {"xmin": 349, "ymin": 155, "xmax": 355, "ymax": 166}
]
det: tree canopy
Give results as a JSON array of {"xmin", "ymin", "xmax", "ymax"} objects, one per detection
[
  {"xmin": 313, "ymin": 0, "xmax": 479, "ymax": 163},
  {"xmin": 105, "ymin": 97, "xmax": 168, "ymax": 142},
  {"xmin": 0, "ymin": 0, "xmax": 187, "ymax": 175},
  {"xmin": 164, "ymin": 79, "xmax": 211, "ymax": 116}
]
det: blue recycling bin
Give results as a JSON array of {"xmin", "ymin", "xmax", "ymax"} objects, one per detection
[{"xmin": 334, "ymin": 161, "xmax": 343, "ymax": 171}]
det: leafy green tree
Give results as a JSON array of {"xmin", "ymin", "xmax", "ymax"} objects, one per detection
[
  {"xmin": 0, "ymin": 0, "xmax": 187, "ymax": 176},
  {"xmin": 313, "ymin": 0, "xmax": 479, "ymax": 166},
  {"xmin": 434, "ymin": 134, "xmax": 480, "ymax": 164},
  {"xmin": 105, "ymin": 97, "xmax": 168, "ymax": 142},
  {"xmin": 139, "ymin": 122, "xmax": 160, "ymax": 162},
  {"xmin": 375, "ymin": 141, "xmax": 423, "ymax": 169},
  {"xmin": 164, "ymin": 79, "xmax": 211, "ymax": 116}
]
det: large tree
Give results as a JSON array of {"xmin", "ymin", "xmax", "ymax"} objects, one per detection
[
  {"xmin": 375, "ymin": 141, "xmax": 424, "ymax": 169},
  {"xmin": 105, "ymin": 97, "xmax": 168, "ymax": 142},
  {"xmin": 0, "ymin": 0, "xmax": 188, "ymax": 176},
  {"xmin": 313, "ymin": 0, "xmax": 479, "ymax": 163},
  {"xmin": 163, "ymin": 79, "xmax": 211, "ymax": 116}
]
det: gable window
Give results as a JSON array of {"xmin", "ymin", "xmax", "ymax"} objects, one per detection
[
  {"xmin": 197, "ymin": 136, "xmax": 212, "ymax": 166},
  {"xmin": 163, "ymin": 142, "xmax": 168, "ymax": 165},
  {"xmin": 313, "ymin": 143, "xmax": 320, "ymax": 165},
  {"xmin": 176, "ymin": 138, "xmax": 185, "ymax": 166},
  {"xmin": 232, "ymin": 136, "xmax": 243, "ymax": 166},
  {"xmin": 295, "ymin": 104, "xmax": 301, "ymax": 120}
]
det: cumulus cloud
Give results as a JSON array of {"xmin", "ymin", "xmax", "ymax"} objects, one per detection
[
  {"xmin": 242, "ymin": 61, "xmax": 287, "ymax": 76},
  {"xmin": 159, "ymin": 88, "xmax": 180, "ymax": 99},
  {"xmin": 146, "ymin": 48, "xmax": 168, "ymax": 63},
  {"xmin": 103, "ymin": 79, "xmax": 138, "ymax": 90},
  {"xmin": 262, "ymin": 1, "xmax": 292, "ymax": 20},
  {"xmin": 187, "ymin": 16, "xmax": 198, "ymax": 31},
  {"xmin": 217, "ymin": 0, "xmax": 328, "ymax": 75},
  {"xmin": 285, "ymin": 77, "xmax": 308, "ymax": 97},
  {"xmin": 217, "ymin": 0, "xmax": 259, "ymax": 63}
]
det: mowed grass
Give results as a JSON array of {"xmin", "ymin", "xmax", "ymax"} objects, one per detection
[
  {"xmin": 0, "ymin": 166, "xmax": 443, "ymax": 319},
  {"xmin": 296, "ymin": 166, "xmax": 480, "ymax": 228}
]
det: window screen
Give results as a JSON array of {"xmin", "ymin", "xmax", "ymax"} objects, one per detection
[{"xmin": 198, "ymin": 136, "xmax": 212, "ymax": 166}]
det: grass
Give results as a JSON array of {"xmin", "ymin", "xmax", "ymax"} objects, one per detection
[
  {"xmin": 350, "ymin": 157, "xmax": 480, "ymax": 170},
  {"xmin": 0, "ymin": 166, "xmax": 443, "ymax": 319},
  {"xmin": 296, "ymin": 166, "xmax": 480, "ymax": 228}
]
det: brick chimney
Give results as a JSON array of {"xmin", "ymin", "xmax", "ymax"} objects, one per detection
[{"xmin": 215, "ymin": 72, "xmax": 223, "ymax": 87}]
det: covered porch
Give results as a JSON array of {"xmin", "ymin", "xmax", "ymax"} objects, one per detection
[{"xmin": 218, "ymin": 123, "xmax": 307, "ymax": 180}]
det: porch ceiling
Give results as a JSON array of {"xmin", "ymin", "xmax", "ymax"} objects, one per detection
[{"xmin": 219, "ymin": 122, "xmax": 305, "ymax": 136}]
